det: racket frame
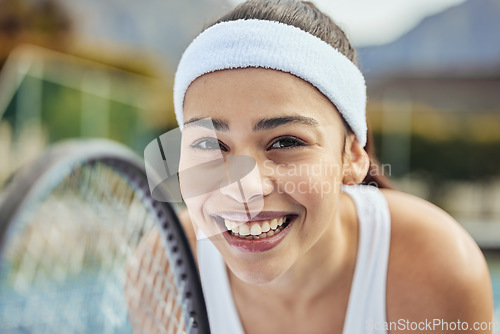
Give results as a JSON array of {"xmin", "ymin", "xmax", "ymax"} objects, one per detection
[{"xmin": 0, "ymin": 139, "xmax": 210, "ymax": 334}]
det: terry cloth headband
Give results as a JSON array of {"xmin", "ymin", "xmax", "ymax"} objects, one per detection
[{"xmin": 174, "ymin": 19, "xmax": 368, "ymax": 147}]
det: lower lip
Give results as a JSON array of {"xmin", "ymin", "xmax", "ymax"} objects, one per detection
[{"xmin": 221, "ymin": 216, "xmax": 296, "ymax": 253}]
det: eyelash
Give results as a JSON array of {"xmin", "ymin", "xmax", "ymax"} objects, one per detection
[
  {"xmin": 267, "ymin": 136, "xmax": 307, "ymax": 150},
  {"xmin": 190, "ymin": 137, "xmax": 228, "ymax": 151},
  {"xmin": 190, "ymin": 136, "xmax": 307, "ymax": 152}
]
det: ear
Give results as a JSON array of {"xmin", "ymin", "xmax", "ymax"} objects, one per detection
[{"xmin": 342, "ymin": 135, "xmax": 370, "ymax": 186}]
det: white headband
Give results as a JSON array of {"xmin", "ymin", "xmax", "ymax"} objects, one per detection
[{"xmin": 174, "ymin": 19, "xmax": 367, "ymax": 147}]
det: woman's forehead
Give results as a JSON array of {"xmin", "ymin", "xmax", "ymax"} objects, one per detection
[
  {"xmin": 186, "ymin": 68, "xmax": 316, "ymax": 94},
  {"xmin": 183, "ymin": 68, "xmax": 340, "ymax": 124}
]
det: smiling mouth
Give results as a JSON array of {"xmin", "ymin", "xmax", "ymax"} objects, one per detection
[{"xmin": 213, "ymin": 214, "xmax": 295, "ymax": 240}]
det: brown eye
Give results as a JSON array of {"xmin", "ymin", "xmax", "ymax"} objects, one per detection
[
  {"xmin": 269, "ymin": 136, "xmax": 306, "ymax": 150},
  {"xmin": 191, "ymin": 138, "xmax": 228, "ymax": 151}
]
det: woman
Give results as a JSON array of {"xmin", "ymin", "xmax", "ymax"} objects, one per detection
[{"xmin": 172, "ymin": 0, "xmax": 494, "ymax": 333}]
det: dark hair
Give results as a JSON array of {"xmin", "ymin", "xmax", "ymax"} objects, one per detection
[{"xmin": 208, "ymin": 0, "xmax": 393, "ymax": 189}]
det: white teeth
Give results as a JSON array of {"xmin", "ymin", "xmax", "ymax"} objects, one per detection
[
  {"xmin": 223, "ymin": 216, "xmax": 291, "ymax": 240},
  {"xmin": 270, "ymin": 219, "xmax": 278, "ymax": 230},
  {"xmin": 239, "ymin": 224, "xmax": 250, "ymax": 236},
  {"xmin": 250, "ymin": 223, "xmax": 262, "ymax": 236}
]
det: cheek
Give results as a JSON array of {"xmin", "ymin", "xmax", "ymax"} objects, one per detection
[
  {"xmin": 182, "ymin": 196, "xmax": 205, "ymax": 232},
  {"xmin": 183, "ymin": 193, "xmax": 226, "ymax": 240},
  {"xmin": 179, "ymin": 146, "xmax": 224, "ymax": 236},
  {"xmin": 179, "ymin": 165, "xmax": 216, "ymax": 237},
  {"xmin": 274, "ymin": 159, "xmax": 344, "ymax": 209}
]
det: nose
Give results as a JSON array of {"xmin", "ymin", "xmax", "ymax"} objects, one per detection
[{"xmin": 219, "ymin": 154, "xmax": 273, "ymax": 207}]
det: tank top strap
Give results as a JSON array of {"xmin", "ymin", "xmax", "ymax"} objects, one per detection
[
  {"xmin": 341, "ymin": 185, "xmax": 391, "ymax": 334},
  {"xmin": 197, "ymin": 232, "xmax": 245, "ymax": 334}
]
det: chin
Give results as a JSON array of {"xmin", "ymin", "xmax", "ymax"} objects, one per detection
[
  {"xmin": 221, "ymin": 249, "xmax": 294, "ymax": 286},
  {"xmin": 230, "ymin": 264, "xmax": 285, "ymax": 286}
]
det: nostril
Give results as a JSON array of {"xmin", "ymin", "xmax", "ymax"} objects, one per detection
[{"xmin": 246, "ymin": 193, "xmax": 264, "ymax": 203}]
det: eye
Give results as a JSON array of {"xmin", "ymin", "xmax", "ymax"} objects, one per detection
[
  {"xmin": 269, "ymin": 136, "xmax": 306, "ymax": 150},
  {"xmin": 191, "ymin": 137, "xmax": 228, "ymax": 151}
]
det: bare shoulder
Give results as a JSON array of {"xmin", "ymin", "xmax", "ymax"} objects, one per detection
[{"xmin": 380, "ymin": 189, "xmax": 494, "ymax": 332}]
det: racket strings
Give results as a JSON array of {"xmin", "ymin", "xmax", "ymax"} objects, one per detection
[
  {"xmin": 125, "ymin": 225, "xmax": 188, "ymax": 334},
  {"xmin": 0, "ymin": 162, "xmax": 190, "ymax": 333}
]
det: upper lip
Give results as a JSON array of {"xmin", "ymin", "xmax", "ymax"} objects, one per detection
[{"xmin": 214, "ymin": 211, "xmax": 294, "ymax": 222}]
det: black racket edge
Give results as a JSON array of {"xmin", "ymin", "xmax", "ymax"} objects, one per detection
[
  {"xmin": 0, "ymin": 138, "xmax": 211, "ymax": 334},
  {"xmin": 0, "ymin": 139, "xmax": 144, "ymax": 248}
]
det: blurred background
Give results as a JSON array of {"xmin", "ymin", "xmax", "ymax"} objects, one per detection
[{"xmin": 0, "ymin": 0, "xmax": 498, "ymax": 325}]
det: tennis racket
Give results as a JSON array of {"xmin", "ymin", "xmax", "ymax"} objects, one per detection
[{"xmin": 0, "ymin": 139, "xmax": 210, "ymax": 334}]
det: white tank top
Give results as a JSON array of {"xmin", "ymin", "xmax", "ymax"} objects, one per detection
[{"xmin": 197, "ymin": 185, "xmax": 391, "ymax": 334}]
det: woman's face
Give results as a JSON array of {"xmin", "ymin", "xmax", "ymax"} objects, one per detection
[{"xmin": 180, "ymin": 68, "xmax": 348, "ymax": 284}]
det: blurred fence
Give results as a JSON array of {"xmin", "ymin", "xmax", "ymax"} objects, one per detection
[{"xmin": 366, "ymin": 78, "xmax": 500, "ymax": 248}]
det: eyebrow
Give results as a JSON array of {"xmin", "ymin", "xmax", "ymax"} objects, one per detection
[
  {"xmin": 253, "ymin": 116, "xmax": 319, "ymax": 131},
  {"xmin": 183, "ymin": 115, "xmax": 319, "ymax": 132},
  {"xmin": 184, "ymin": 118, "xmax": 229, "ymax": 131}
]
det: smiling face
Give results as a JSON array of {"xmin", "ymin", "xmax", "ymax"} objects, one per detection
[{"xmin": 179, "ymin": 68, "xmax": 354, "ymax": 284}]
